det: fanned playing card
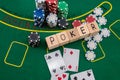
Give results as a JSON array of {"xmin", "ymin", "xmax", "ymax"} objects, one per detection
[
  {"xmin": 51, "ymin": 73, "xmax": 69, "ymax": 80},
  {"xmin": 63, "ymin": 48, "xmax": 80, "ymax": 72},
  {"xmin": 70, "ymin": 69, "xmax": 95, "ymax": 80},
  {"xmin": 44, "ymin": 50, "xmax": 67, "ymax": 76}
]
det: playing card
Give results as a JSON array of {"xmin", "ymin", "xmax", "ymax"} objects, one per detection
[
  {"xmin": 44, "ymin": 50, "xmax": 67, "ymax": 76},
  {"xmin": 63, "ymin": 48, "xmax": 80, "ymax": 72},
  {"xmin": 51, "ymin": 73, "xmax": 69, "ymax": 80},
  {"xmin": 70, "ymin": 69, "xmax": 95, "ymax": 80}
]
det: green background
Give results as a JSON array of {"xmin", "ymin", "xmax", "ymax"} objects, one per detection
[{"xmin": 0, "ymin": 0, "xmax": 120, "ymax": 80}]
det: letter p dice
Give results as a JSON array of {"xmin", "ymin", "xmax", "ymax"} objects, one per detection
[{"xmin": 45, "ymin": 35, "xmax": 60, "ymax": 50}]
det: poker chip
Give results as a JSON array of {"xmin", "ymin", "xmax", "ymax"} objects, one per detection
[
  {"xmin": 89, "ymin": 14, "xmax": 97, "ymax": 20},
  {"xmin": 33, "ymin": 8, "xmax": 45, "ymax": 27},
  {"xmin": 84, "ymin": 36, "xmax": 93, "ymax": 41},
  {"xmin": 87, "ymin": 40, "xmax": 97, "ymax": 50},
  {"xmin": 58, "ymin": 1, "xmax": 68, "ymax": 11},
  {"xmin": 35, "ymin": 0, "xmax": 46, "ymax": 9},
  {"xmin": 34, "ymin": 8, "xmax": 45, "ymax": 19},
  {"xmin": 97, "ymin": 16, "xmax": 107, "ymax": 26},
  {"xmin": 85, "ymin": 51, "xmax": 96, "ymax": 61},
  {"xmin": 86, "ymin": 15, "xmax": 96, "ymax": 23},
  {"xmin": 58, "ymin": 1, "xmax": 69, "ymax": 18},
  {"xmin": 100, "ymin": 28, "xmax": 110, "ymax": 38},
  {"xmin": 46, "ymin": 0, "xmax": 58, "ymax": 13},
  {"xmin": 72, "ymin": 20, "xmax": 81, "ymax": 28},
  {"xmin": 37, "ymin": 0, "xmax": 45, "ymax": 3},
  {"xmin": 46, "ymin": 13, "xmax": 58, "ymax": 28},
  {"xmin": 93, "ymin": 33, "xmax": 103, "ymax": 43},
  {"xmin": 28, "ymin": 32, "xmax": 40, "ymax": 47},
  {"xmin": 93, "ymin": 7, "xmax": 103, "ymax": 16},
  {"xmin": 58, "ymin": 17, "xmax": 69, "ymax": 29}
]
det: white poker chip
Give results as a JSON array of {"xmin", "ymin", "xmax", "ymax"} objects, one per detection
[
  {"xmin": 93, "ymin": 7, "xmax": 103, "ymax": 16},
  {"xmin": 36, "ymin": 0, "xmax": 45, "ymax": 3},
  {"xmin": 97, "ymin": 16, "xmax": 107, "ymax": 26},
  {"xmin": 87, "ymin": 40, "xmax": 97, "ymax": 50},
  {"xmin": 46, "ymin": 13, "xmax": 58, "ymax": 27},
  {"xmin": 100, "ymin": 28, "xmax": 110, "ymax": 38},
  {"xmin": 85, "ymin": 51, "xmax": 96, "ymax": 61},
  {"xmin": 46, "ymin": 13, "xmax": 58, "ymax": 23},
  {"xmin": 84, "ymin": 36, "xmax": 93, "ymax": 41},
  {"xmin": 93, "ymin": 33, "xmax": 103, "ymax": 43}
]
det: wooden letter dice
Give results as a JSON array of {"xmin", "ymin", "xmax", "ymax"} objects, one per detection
[
  {"xmin": 67, "ymin": 28, "xmax": 80, "ymax": 42},
  {"xmin": 45, "ymin": 35, "xmax": 59, "ymax": 50},
  {"xmin": 77, "ymin": 23, "xmax": 90, "ymax": 39},
  {"xmin": 87, "ymin": 21, "xmax": 100, "ymax": 36},
  {"xmin": 56, "ymin": 31, "xmax": 69, "ymax": 46}
]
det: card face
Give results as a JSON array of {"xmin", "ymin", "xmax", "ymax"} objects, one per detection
[
  {"xmin": 51, "ymin": 73, "xmax": 69, "ymax": 80},
  {"xmin": 70, "ymin": 69, "xmax": 95, "ymax": 80},
  {"xmin": 44, "ymin": 50, "xmax": 67, "ymax": 76},
  {"xmin": 63, "ymin": 48, "xmax": 80, "ymax": 72}
]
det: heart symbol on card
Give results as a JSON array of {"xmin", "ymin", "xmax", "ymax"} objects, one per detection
[
  {"xmin": 68, "ymin": 65, "xmax": 72, "ymax": 69},
  {"xmin": 62, "ymin": 74, "xmax": 66, "ymax": 78},
  {"xmin": 70, "ymin": 51, "xmax": 73, "ymax": 55},
  {"xmin": 58, "ymin": 77, "xmax": 62, "ymax": 80}
]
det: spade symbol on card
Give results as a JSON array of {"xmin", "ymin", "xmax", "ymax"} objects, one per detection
[
  {"xmin": 87, "ymin": 71, "xmax": 91, "ymax": 77},
  {"xmin": 55, "ymin": 53, "xmax": 59, "ymax": 57},
  {"xmin": 73, "ymin": 76, "xmax": 78, "ymax": 80},
  {"xmin": 60, "ymin": 66, "xmax": 65, "ymax": 70},
  {"xmin": 82, "ymin": 78, "xmax": 86, "ymax": 80},
  {"xmin": 53, "ymin": 69, "xmax": 56, "ymax": 73},
  {"xmin": 47, "ymin": 55, "xmax": 52, "ymax": 60}
]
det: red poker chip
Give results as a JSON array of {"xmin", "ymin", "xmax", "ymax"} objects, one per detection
[
  {"xmin": 48, "ymin": 5, "xmax": 57, "ymax": 7},
  {"xmin": 72, "ymin": 20, "xmax": 81, "ymax": 28},
  {"xmin": 49, "ymin": 11, "xmax": 57, "ymax": 14},
  {"xmin": 86, "ymin": 15, "xmax": 95, "ymax": 23},
  {"xmin": 48, "ymin": 6, "xmax": 57, "ymax": 9},
  {"xmin": 49, "ymin": 10, "xmax": 57, "ymax": 12},
  {"xmin": 46, "ymin": 0, "xmax": 57, "ymax": 4},
  {"xmin": 49, "ymin": 7, "xmax": 57, "ymax": 10},
  {"xmin": 47, "ymin": 5, "xmax": 58, "ymax": 9},
  {"xmin": 47, "ymin": 3, "xmax": 57, "ymax": 5},
  {"xmin": 49, "ymin": 9, "xmax": 57, "ymax": 11}
]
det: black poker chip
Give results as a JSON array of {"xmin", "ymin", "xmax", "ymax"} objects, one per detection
[
  {"xmin": 28, "ymin": 32, "xmax": 40, "ymax": 47},
  {"xmin": 58, "ymin": 17, "xmax": 69, "ymax": 29}
]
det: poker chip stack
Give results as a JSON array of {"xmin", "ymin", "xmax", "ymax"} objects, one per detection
[
  {"xmin": 35, "ymin": 0, "xmax": 46, "ymax": 10},
  {"xmin": 83, "ymin": 7, "xmax": 110, "ymax": 61},
  {"xmin": 28, "ymin": 32, "xmax": 40, "ymax": 47},
  {"xmin": 34, "ymin": 8, "xmax": 45, "ymax": 27},
  {"xmin": 46, "ymin": 0, "xmax": 58, "ymax": 14},
  {"xmin": 34, "ymin": 0, "xmax": 69, "ymax": 28},
  {"xmin": 46, "ymin": 13, "xmax": 58, "ymax": 28},
  {"xmin": 58, "ymin": 1, "xmax": 69, "ymax": 18}
]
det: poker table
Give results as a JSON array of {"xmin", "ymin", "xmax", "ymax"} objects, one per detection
[{"xmin": 0, "ymin": 0, "xmax": 120, "ymax": 80}]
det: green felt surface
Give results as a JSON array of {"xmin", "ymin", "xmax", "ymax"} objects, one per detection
[{"xmin": 0, "ymin": 0, "xmax": 120, "ymax": 80}]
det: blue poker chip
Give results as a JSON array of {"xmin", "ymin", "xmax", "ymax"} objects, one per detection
[{"xmin": 33, "ymin": 8, "xmax": 45, "ymax": 19}]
